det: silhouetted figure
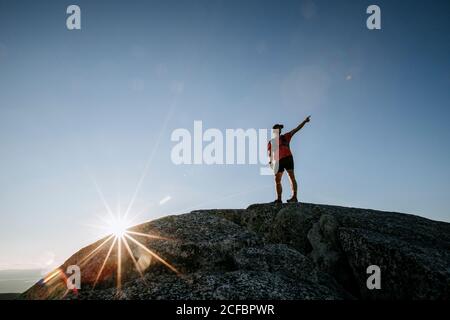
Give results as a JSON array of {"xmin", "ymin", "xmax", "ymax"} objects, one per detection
[{"xmin": 268, "ymin": 116, "xmax": 311, "ymax": 203}]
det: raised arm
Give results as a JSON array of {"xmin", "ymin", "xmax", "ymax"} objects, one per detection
[{"xmin": 289, "ymin": 115, "xmax": 311, "ymax": 136}]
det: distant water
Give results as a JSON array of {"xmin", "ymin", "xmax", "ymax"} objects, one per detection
[{"xmin": 0, "ymin": 269, "xmax": 42, "ymax": 293}]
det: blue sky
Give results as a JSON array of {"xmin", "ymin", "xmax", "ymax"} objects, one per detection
[{"xmin": 0, "ymin": 0, "xmax": 449, "ymax": 273}]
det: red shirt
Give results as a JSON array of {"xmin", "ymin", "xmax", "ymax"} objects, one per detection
[{"xmin": 268, "ymin": 132, "xmax": 293, "ymax": 161}]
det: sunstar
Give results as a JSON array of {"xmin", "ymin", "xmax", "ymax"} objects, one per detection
[
  {"xmin": 80, "ymin": 186, "xmax": 180, "ymax": 294},
  {"xmin": 105, "ymin": 216, "xmax": 130, "ymax": 239},
  {"xmin": 80, "ymin": 211, "xmax": 180, "ymax": 292}
]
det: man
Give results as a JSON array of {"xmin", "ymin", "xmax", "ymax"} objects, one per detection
[{"xmin": 268, "ymin": 116, "xmax": 311, "ymax": 203}]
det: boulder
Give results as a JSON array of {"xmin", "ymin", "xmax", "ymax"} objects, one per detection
[{"xmin": 22, "ymin": 203, "xmax": 450, "ymax": 300}]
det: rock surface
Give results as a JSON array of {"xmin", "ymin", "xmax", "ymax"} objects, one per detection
[{"xmin": 22, "ymin": 203, "xmax": 450, "ymax": 300}]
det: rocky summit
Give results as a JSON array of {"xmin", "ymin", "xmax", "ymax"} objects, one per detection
[{"xmin": 22, "ymin": 203, "xmax": 450, "ymax": 300}]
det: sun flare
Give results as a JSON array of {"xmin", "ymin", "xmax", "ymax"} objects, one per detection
[
  {"xmin": 79, "ymin": 173, "xmax": 180, "ymax": 297},
  {"xmin": 106, "ymin": 216, "xmax": 130, "ymax": 239},
  {"xmin": 80, "ymin": 209, "xmax": 179, "ymax": 296}
]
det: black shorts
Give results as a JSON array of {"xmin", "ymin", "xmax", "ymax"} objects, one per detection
[{"xmin": 276, "ymin": 155, "xmax": 294, "ymax": 173}]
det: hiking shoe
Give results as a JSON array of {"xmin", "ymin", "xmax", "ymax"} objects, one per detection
[
  {"xmin": 287, "ymin": 197, "xmax": 298, "ymax": 203},
  {"xmin": 272, "ymin": 199, "xmax": 283, "ymax": 204}
]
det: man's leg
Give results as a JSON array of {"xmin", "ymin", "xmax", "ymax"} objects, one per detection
[
  {"xmin": 287, "ymin": 170, "xmax": 297, "ymax": 201},
  {"xmin": 275, "ymin": 172, "xmax": 283, "ymax": 201}
]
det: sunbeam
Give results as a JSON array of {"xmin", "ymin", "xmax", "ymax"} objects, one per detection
[
  {"xmin": 122, "ymin": 236, "xmax": 145, "ymax": 279},
  {"xmin": 117, "ymin": 236, "xmax": 122, "ymax": 292},
  {"xmin": 43, "ymin": 269, "xmax": 62, "ymax": 284},
  {"xmin": 93, "ymin": 236, "xmax": 117, "ymax": 289},
  {"xmin": 85, "ymin": 209, "xmax": 179, "ymax": 294},
  {"xmin": 85, "ymin": 115, "xmax": 182, "ymax": 294},
  {"xmin": 126, "ymin": 230, "xmax": 169, "ymax": 241},
  {"xmin": 79, "ymin": 235, "xmax": 114, "ymax": 267},
  {"xmin": 124, "ymin": 233, "xmax": 179, "ymax": 274},
  {"xmin": 92, "ymin": 177, "xmax": 115, "ymax": 220},
  {"xmin": 123, "ymin": 105, "xmax": 176, "ymax": 220}
]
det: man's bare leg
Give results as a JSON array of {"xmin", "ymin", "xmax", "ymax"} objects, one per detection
[
  {"xmin": 287, "ymin": 170, "xmax": 298, "ymax": 202},
  {"xmin": 274, "ymin": 172, "xmax": 283, "ymax": 202}
]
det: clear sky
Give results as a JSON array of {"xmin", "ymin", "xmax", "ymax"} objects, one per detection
[{"xmin": 0, "ymin": 0, "xmax": 449, "ymax": 273}]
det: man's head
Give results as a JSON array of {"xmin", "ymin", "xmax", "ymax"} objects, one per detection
[{"xmin": 272, "ymin": 124, "xmax": 283, "ymax": 136}]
